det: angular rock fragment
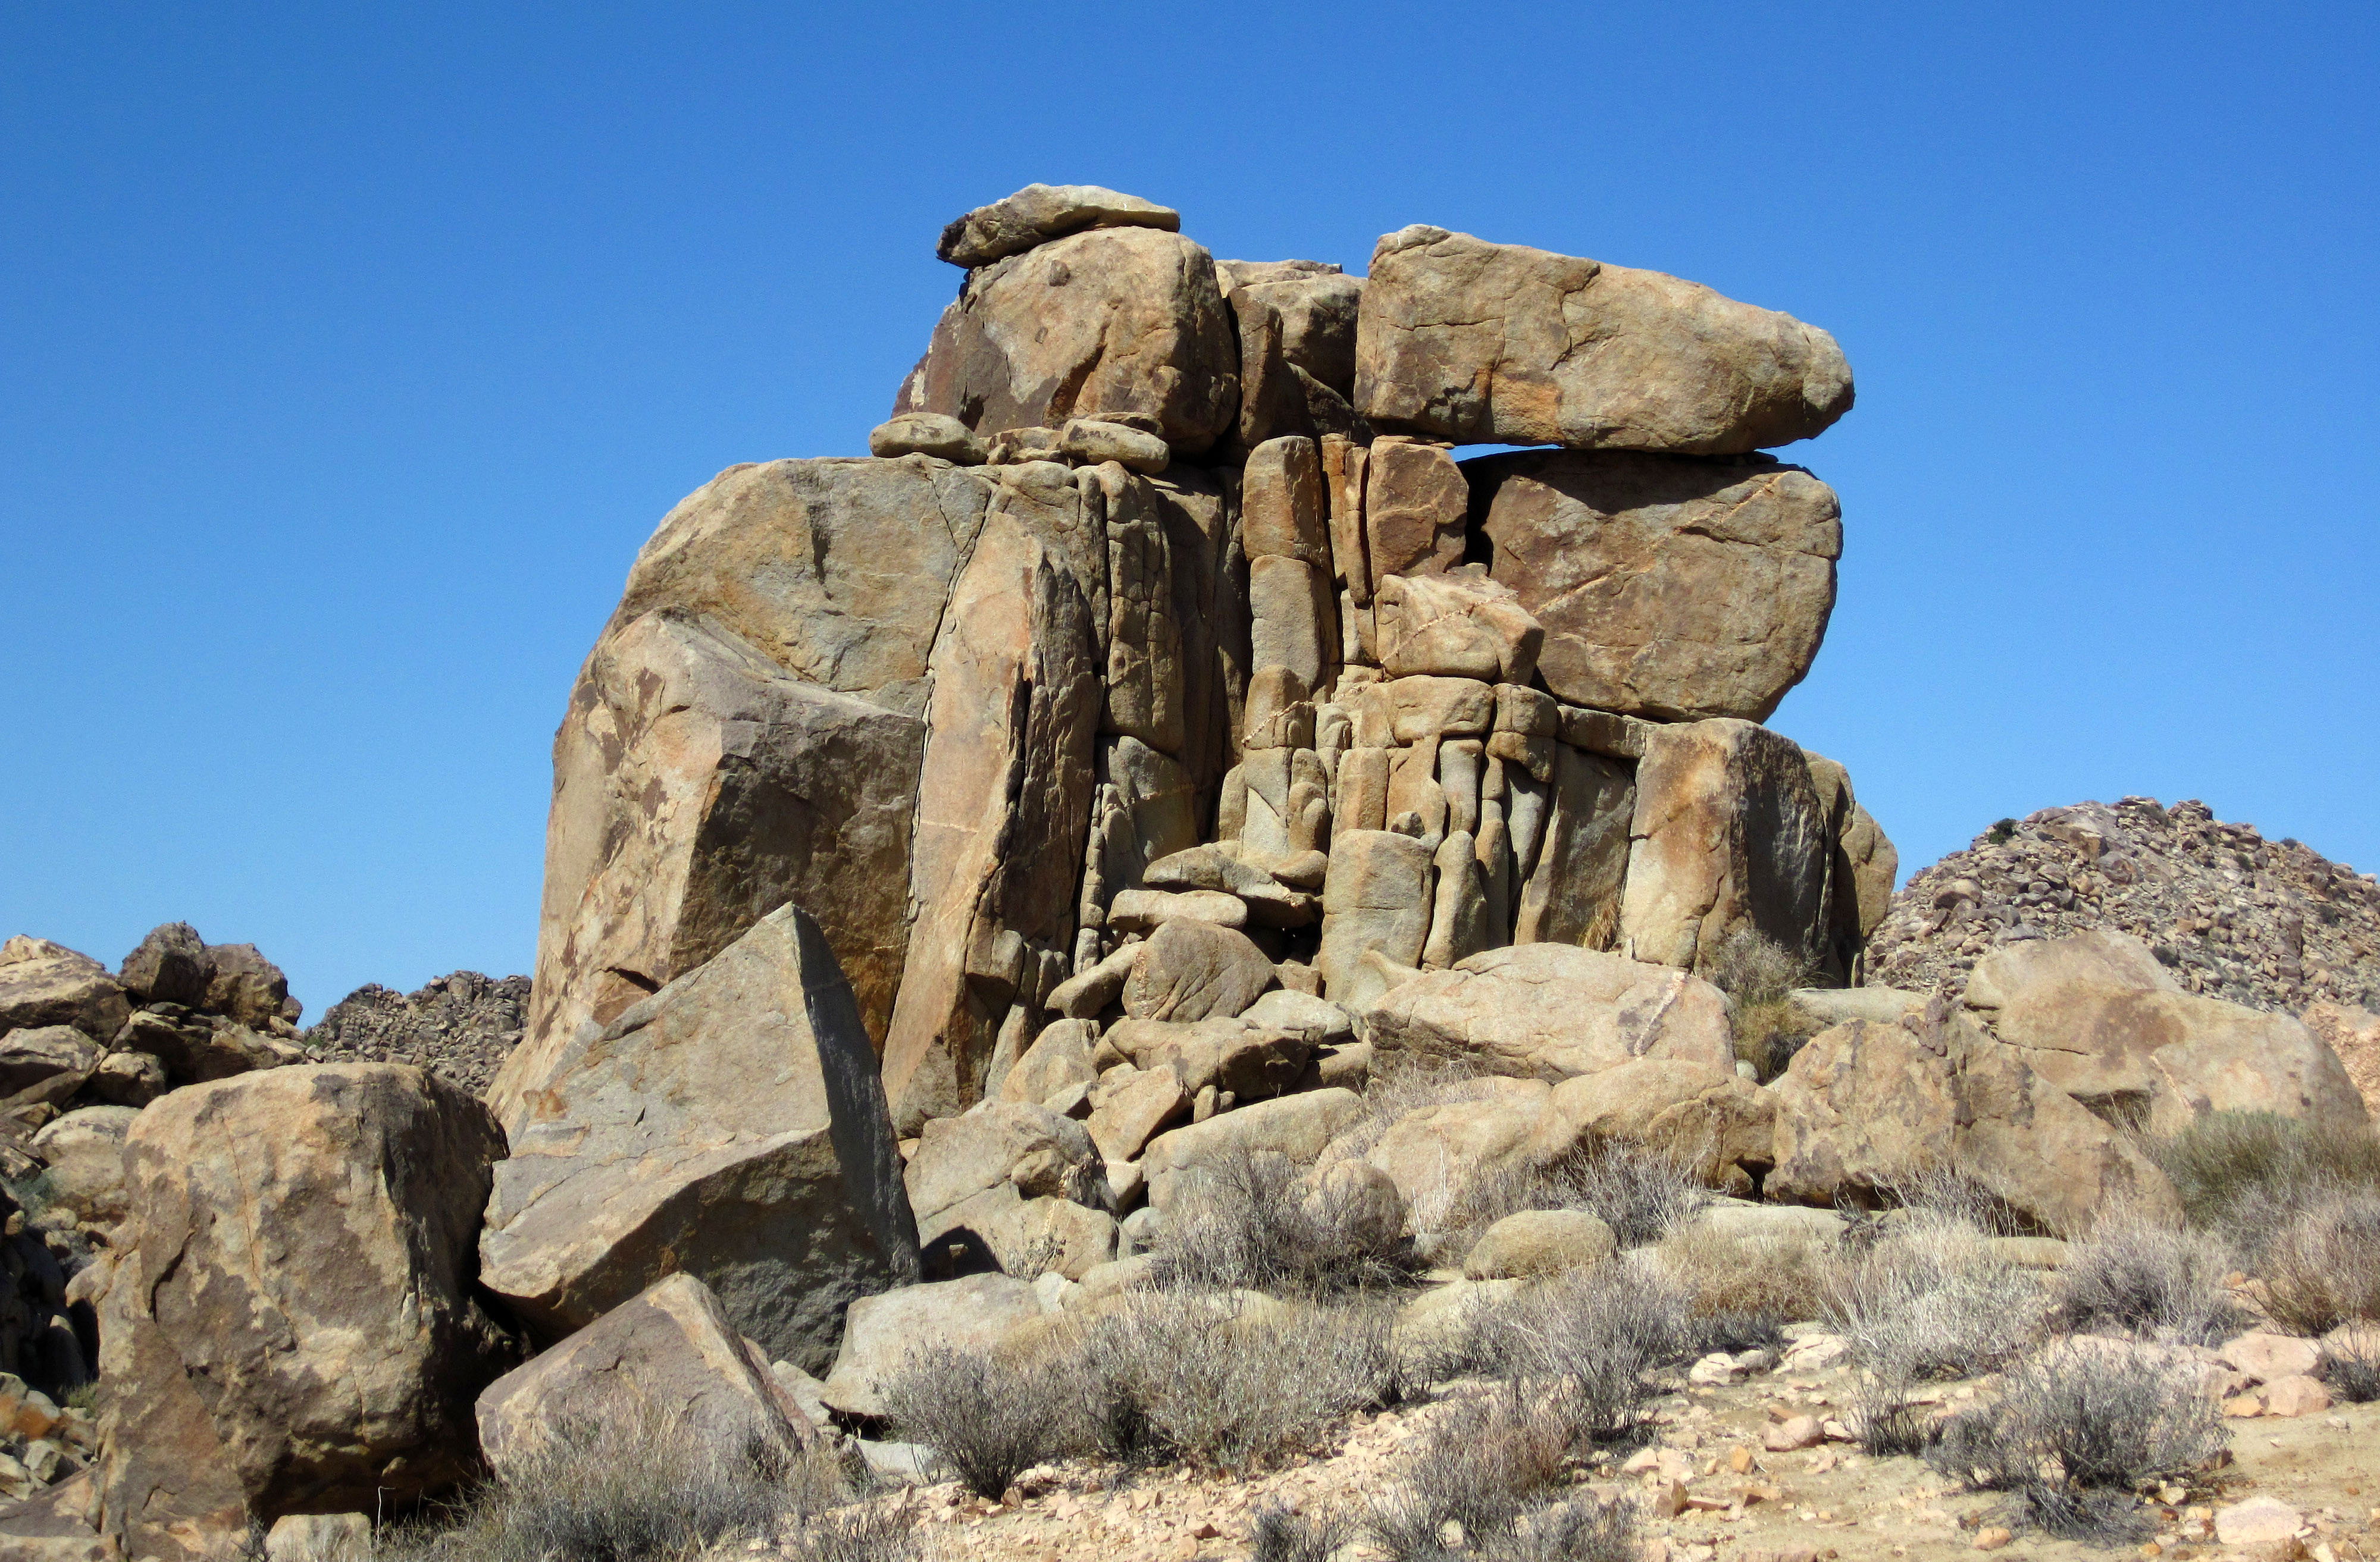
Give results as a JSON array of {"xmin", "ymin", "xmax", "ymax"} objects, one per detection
[
  {"xmin": 1356, "ymin": 225, "xmax": 1853, "ymax": 453},
  {"xmin": 1363, "ymin": 436, "xmax": 1467, "ymax": 590}
]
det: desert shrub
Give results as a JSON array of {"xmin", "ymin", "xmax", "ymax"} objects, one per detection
[
  {"xmin": 1370, "ymin": 1389, "xmax": 1640, "ymax": 1562},
  {"xmin": 2051, "ymin": 1212, "xmax": 2240, "ymax": 1344},
  {"xmin": 2260, "ymin": 1190, "xmax": 2380, "ymax": 1334},
  {"xmin": 1069, "ymin": 1291, "xmax": 1399, "ymax": 1472},
  {"xmin": 1251, "ymin": 1503, "xmax": 1352, "ymax": 1562},
  {"xmin": 1825, "ymin": 1212, "xmax": 2042, "ymax": 1383},
  {"xmin": 1466, "ymin": 1262, "xmax": 1687, "ymax": 1446},
  {"xmin": 1986, "ymin": 818, "xmax": 2019, "ymax": 845},
  {"xmin": 1928, "ymin": 1342, "xmax": 2226, "ymax": 1542},
  {"xmin": 2316, "ymin": 1340, "xmax": 2380, "ymax": 1404},
  {"xmin": 1872, "ymin": 1166, "xmax": 2031, "ymax": 1237},
  {"xmin": 1453, "ymin": 1137, "xmax": 1709, "ymax": 1258},
  {"xmin": 1150, "ymin": 1146, "xmax": 1422, "ymax": 1298},
  {"xmin": 782, "ymin": 1507, "xmax": 922, "ymax": 1562},
  {"xmin": 1699, "ymin": 929, "xmax": 1818, "ymax": 1080},
  {"xmin": 381, "ymin": 1407, "xmax": 847, "ymax": 1562},
  {"xmin": 1653, "ymin": 1223, "xmax": 1827, "ymax": 1326},
  {"xmin": 880, "ymin": 1340, "xmax": 1056, "ymax": 1499},
  {"xmin": 2146, "ymin": 1111, "xmax": 2380, "ymax": 1237}
]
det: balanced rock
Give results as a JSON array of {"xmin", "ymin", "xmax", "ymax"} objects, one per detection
[
  {"xmin": 481, "ymin": 904, "xmax": 919, "ymax": 1375},
  {"xmin": 869, "ymin": 412, "xmax": 988, "ymax": 464},
  {"xmin": 1468, "ymin": 451, "xmax": 1840, "ymax": 721},
  {"xmin": 116, "ymin": 1065, "xmax": 515, "ymax": 1518},
  {"xmin": 937, "ymin": 183, "xmax": 1180, "ymax": 269},
  {"xmin": 475, "ymin": 1273, "xmax": 814, "ymax": 1475},
  {"xmin": 117, "ymin": 923, "xmax": 212, "ymax": 1008},
  {"xmin": 895, "ymin": 227, "xmax": 1238, "ymax": 456},
  {"xmin": 1355, "ymin": 225, "xmax": 1853, "ymax": 453}
]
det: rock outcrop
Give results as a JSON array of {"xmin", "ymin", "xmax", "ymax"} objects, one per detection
[{"xmin": 305, "ymin": 970, "xmax": 526, "ymax": 1094}]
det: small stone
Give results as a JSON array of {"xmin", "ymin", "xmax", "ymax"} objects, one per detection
[
  {"xmin": 1763, "ymin": 1416, "xmax": 1824, "ymax": 1452},
  {"xmin": 1972, "ymin": 1527, "xmax": 2013, "ymax": 1551},
  {"xmin": 2215, "ymin": 1497, "xmax": 2303, "ymax": 1547}
]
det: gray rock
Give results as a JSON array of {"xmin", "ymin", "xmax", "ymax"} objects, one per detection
[
  {"xmin": 29, "ymin": 1107, "xmax": 140, "ymax": 1227},
  {"xmin": 0, "ymin": 1027, "xmax": 98, "ymax": 1105},
  {"xmin": 116, "ymin": 924, "xmax": 212, "ymax": 1009}
]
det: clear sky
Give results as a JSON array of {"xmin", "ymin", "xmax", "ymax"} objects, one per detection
[{"xmin": 5, "ymin": 4, "xmax": 2375, "ymax": 1019}]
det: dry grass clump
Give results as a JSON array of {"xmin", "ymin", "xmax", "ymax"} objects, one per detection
[
  {"xmin": 2146, "ymin": 1110, "xmax": 2380, "ymax": 1235},
  {"xmin": 1369, "ymin": 1388, "xmax": 1641, "ymax": 1562},
  {"xmin": 2316, "ymin": 1337, "xmax": 2380, "ymax": 1403},
  {"xmin": 1463, "ymin": 1262, "xmax": 1689, "ymax": 1447},
  {"xmin": 881, "ymin": 1339, "xmax": 1050, "ymax": 1499},
  {"xmin": 1928, "ymin": 1341, "xmax": 2227, "ymax": 1542},
  {"xmin": 1149, "ymin": 1146, "xmax": 1423, "ymax": 1298},
  {"xmin": 2260, "ymin": 1190, "xmax": 2380, "ymax": 1335},
  {"xmin": 2050, "ymin": 1211, "xmax": 2240, "ymax": 1344},
  {"xmin": 1652, "ymin": 1223, "xmax": 1828, "ymax": 1326},
  {"xmin": 1449, "ymin": 1137, "xmax": 1709, "ymax": 1261},
  {"xmin": 1700, "ymin": 927, "xmax": 1818, "ymax": 1080},
  {"xmin": 381, "ymin": 1407, "xmax": 870, "ymax": 1562}
]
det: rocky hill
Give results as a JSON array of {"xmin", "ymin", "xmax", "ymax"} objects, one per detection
[
  {"xmin": 1868, "ymin": 796, "xmax": 2380, "ymax": 1014},
  {"xmin": 304, "ymin": 971, "xmax": 528, "ymax": 1094}
]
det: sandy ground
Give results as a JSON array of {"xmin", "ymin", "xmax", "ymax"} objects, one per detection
[{"xmin": 815, "ymin": 1360, "xmax": 2380, "ymax": 1562}]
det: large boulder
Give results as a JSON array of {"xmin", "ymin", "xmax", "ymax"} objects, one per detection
[
  {"xmin": 881, "ymin": 511, "xmax": 1101, "ymax": 1131},
  {"xmin": 481, "ymin": 904, "xmax": 919, "ymax": 1376},
  {"xmin": 117, "ymin": 924, "xmax": 212, "ymax": 1008},
  {"xmin": 1618, "ymin": 718, "xmax": 1833, "ymax": 974},
  {"xmin": 0, "ymin": 940, "xmax": 128, "ymax": 1045},
  {"xmin": 1765, "ymin": 1021, "xmax": 1958, "ymax": 1210},
  {"xmin": 115, "ymin": 1065, "xmax": 515, "ymax": 1519},
  {"xmin": 29, "ymin": 1107, "xmax": 140, "ymax": 1228},
  {"xmin": 1314, "ymin": 830, "xmax": 1436, "ymax": 1006},
  {"xmin": 893, "ymin": 225, "xmax": 1239, "ymax": 457},
  {"xmin": 904, "ymin": 1102, "xmax": 1104, "ymax": 1238},
  {"xmin": 1361, "ymin": 943, "xmax": 1734, "ymax": 1081},
  {"xmin": 1357, "ymin": 1077, "xmax": 1552, "ymax": 1234},
  {"xmin": 1218, "ymin": 260, "xmax": 1364, "ymax": 446},
  {"xmin": 820, "ymin": 1273, "xmax": 1050, "ymax": 1420},
  {"xmin": 499, "ymin": 456, "xmax": 997, "ymax": 1128},
  {"xmin": 1539, "ymin": 1057, "xmax": 1775, "ymax": 1187},
  {"xmin": 937, "ymin": 183, "xmax": 1180, "ymax": 269},
  {"xmin": 475, "ymin": 1274, "xmax": 815, "ymax": 1475},
  {"xmin": 92, "ymin": 1254, "xmax": 250, "ymax": 1562},
  {"xmin": 1120, "ymin": 919, "xmax": 1275, "ymax": 1023},
  {"xmin": 1354, "ymin": 225, "xmax": 1853, "ymax": 454},
  {"xmin": 1965, "ymin": 929, "xmax": 2177, "ymax": 1012},
  {"xmin": 2304, "ymin": 1002, "xmax": 2380, "ymax": 1119},
  {"xmin": 1467, "ymin": 450, "xmax": 1840, "ymax": 722},
  {"xmin": 1141, "ymin": 1089, "xmax": 1366, "ymax": 1212},
  {"xmin": 0, "ymin": 1027, "xmax": 98, "ymax": 1106}
]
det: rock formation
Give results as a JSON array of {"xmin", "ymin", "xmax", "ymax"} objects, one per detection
[{"xmin": 305, "ymin": 970, "xmax": 527, "ymax": 1094}]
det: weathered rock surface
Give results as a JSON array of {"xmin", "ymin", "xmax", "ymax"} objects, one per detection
[
  {"xmin": 27, "ymin": 1108, "xmax": 138, "ymax": 1228},
  {"xmin": 1120, "ymin": 919, "xmax": 1274, "ymax": 1023},
  {"xmin": 1362, "ymin": 943, "xmax": 1734, "ymax": 1081},
  {"xmin": 821, "ymin": 1273, "xmax": 1049, "ymax": 1419},
  {"xmin": 1620, "ymin": 718, "xmax": 1833, "ymax": 974},
  {"xmin": 869, "ymin": 411, "xmax": 989, "ymax": 463},
  {"xmin": 1540, "ymin": 1057, "xmax": 1774, "ymax": 1186},
  {"xmin": 118, "ymin": 1065, "xmax": 514, "ymax": 1517},
  {"xmin": 305, "ymin": 971, "xmax": 526, "ymax": 1095},
  {"xmin": 0, "ymin": 1028, "xmax": 97, "ymax": 1106},
  {"xmin": 895, "ymin": 227, "xmax": 1239, "ymax": 457},
  {"xmin": 482, "ymin": 904, "xmax": 919, "ymax": 1375},
  {"xmin": 1463, "ymin": 1209, "xmax": 1616, "ymax": 1279},
  {"xmin": 0, "ymin": 942, "xmax": 127, "ymax": 1045},
  {"xmin": 2305, "ymin": 1000, "xmax": 2380, "ymax": 1118},
  {"xmin": 937, "ymin": 183, "xmax": 1180, "ymax": 269},
  {"xmin": 1355, "ymin": 225, "xmax": 1853, "ymax": 453},
  {"xmin": 1468, "ymin": 451, "xmax": 1840, "ymax": 721},
  {"xmin": 475, "ymin": 1273, "xmax": 814, "ymax": 1474}
]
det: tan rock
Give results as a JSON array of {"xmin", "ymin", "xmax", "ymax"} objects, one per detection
[
  {"xmin": 905, "ymin": 1101, "xmax": 1104, "ymax": 1235},
  {"xmin": 1220, "ymin": 262, "xmax": 1365, "ymax": 446},
  {"xmin": 1106, "ymin": 1017, "xmax": 1313, "ymax": 1100},
  {"xmin": 1361, "ymin": 1078, "xmax": 1552, "ymax": 1232},
  {"xmin": 1000, "ymin": 1019, "xmax": 1100, "ymax": 1108},
  {"xmin": 1084, "ymin": 1066, "xmax": 1188, "ymax": 1162},
  {"xmin": 121, "ymin": 1065, "xmax": 513, "ymax": 1517},
  {"xmin": 917, "ymin": 1185, "xmax": 1116, "ymax": 1280},
  {"xmin": 1060, "ymin": 418, "xmax": 1170, "ymax": 473},
  {"xmin": 1462, "ymin": 1209, "xmax": 1616, "ymax": 1279},
  {"xmin": 1314, "ymin": 830, "xmax": 1436, "ymax": 1005},
  {"xmin": 1121, "ymin": 918, "xmax": 1274, "ymax": 1022},
  {"xmin": 1374, "ymin": 572, "xmax": 1544, "ymax": 684},
  {"xmin": 1951, "ymin": 1021, "xmax": 2184, "ymax": 1234},
  {"xmin": 29, "ymin": 1106, "xmax": 139, "ymax": 1227},
  {"xmin": 882, "ymin": 511, "xmax": 1100, "ymax": 1130},
  {"xmin": 2221, "ymin": 1332, "xmax": 2322, "ymax": 1385},
  {"xmin": 1541, "ymin": 1058, "xmax": 1775, "ymax": 1184},
  {"xmin": 1423, "ymin": 830, "xmax": 1491, "ymax": 969},
  {"xmin": 1354, "ymin": 225, "xmax": 1853, "ymax": 453},
  {"xmin": 1142, "ymin": 1089, "xmax": 1365, "ymax": 1210},
  {"xmin": 0, "ymin": 1024, "xmax": 98, "ymax": 1105},
  {"xmin": 1965, "ymin": 929, "xmax": 2178, "ymax": 1011},
  {"xmin": 936, "ymin": 183, "xmax": 1180, "ymax": 269},
  {"xmin": 1471, "ymin": 449, "xmax": 1839, "ymax": 722},
  {"xmin": 1513, "ymin": 742, "xmax": 1635, "ymax": 949},
  {"xmin": 1364, "ymin": 943, "xmax": 1734, "ymax": 1081},
  {"xmin": 1765, "ymin": 1021, "xmax": 1959, "ymax": 1210},
  {"xmin": 482, "ymin": 905, "xmax": 919, "ymax": 1375},
  {"xmin": 1045, "ymin": 943, "xmax": 1141, "ymax": 1020},
  {"xmin": 93, "ymin": 1252, "xmax": 251, "ymax": 1562},
  {"xmin": 1240, "ymin": 435, "xmax": 1330, "ymax": 567},
  {"xmin": 1094, "ymin": 469, "xmax": 1186, "ymax": 751},
  {"xmin": 496, "ymin": 612, "xmax": 926, "ymax": 1133},
  {"xmin": 1386, "ymin": 674, "xmax": 1495, "ymax": 741},
  {"xmin": 821, "ymin": 1272, "xmax": 1049, "ymax": 1418},
  {"xmin": 1763, "ymin": 1415, "xmax": 1824, "ymax": 1452},
  {"xmin": 2303, "ymin": 1000, "xmax": 2380, "ymax": 1119},
  {"xmin": 869, "ymin": 412, "xmax": 988, "ymax": 464},
  {"xmin": 895, "ymin": 226, "xmax": 1238, "ymax": 457},
  {"xmin": 1363, "ymin": 436, "xmax": 1467, "ymax": 591},
  {"xmin": 0, "ymin": 939, "xmax": 128, "ymax": 1045},
  {"xmin": 2214, "ymin": 1497, "xmax": 2303, "ymax": 1547},
  {"xmin": 475, "ymin": 1273, "xmax": 813, "ymax": 1475},
  {"xmin": 1620, "ymin": 718, "xmax": 1833, "ymax": 974},
  {"xmin": 1248, "ymin": 554, "xmax": 1336, "ymax": 692},
  {"xmin": 1106, "ymin": 888, "xmax": 1248, "ymax": 934}
]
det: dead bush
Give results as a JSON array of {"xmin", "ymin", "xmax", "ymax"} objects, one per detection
[
  {"xmin": 1824, "ymin": 1212, "xmax": 2043, "ymax": 1384},
  {"xmin": 1150, "ymin": 1146, "xmax": 1422, "ymax": 1298},
  {"xmin": 1872, "ymin": 1166, "xmax": 2031, "ymax": 1237},
  {"xmin": 1250, "ymin": 1503, "xmax": 1352, "ymax": 1562},
  {"xmin": 2260, "ymin": 1190, "xmax": 2380, "ymax": 1335},
  {"xmin": 782, "ymin": 1506, "xmax": 922, "ymax": 1562},
  {"xmin": 880, "ymin": 1340, "xmax": 1058, "ymax": 1499},
  {"xmin": 1451, "ymin": 1137, "xmax": 1709, "ymax": 1259},
  {"xmin": 1070, "ymin": 1291, "xmax": 1399, "ymax": 1473},
  {"xmin": 1928, "ymin": 1341, "xmax": 2227, "ymax": 1542},
  {"xmin": 1466, "ymin": 1262, "xmax": 1687, "ymax": 1445},
  {"xmin": 2316, "ymin": 1340, "xmax": 2380, "ymax": 1403},
  {"xmin": 381, "ymin": 1406, "xmax": 851, "ymax": 1562},
  {"xmin": 1654, "ymin": 1223, "xmax": 1827, "ymax": 1326},
  {"xmin": 1370, "ymin": 1388, "xmax": 1640, "ymax": 1562},
  {"xmin": 2146, "ymin": 1111, "xmax": 2380, "ymax": 1236},
  {"xmin": 2051, "ymin": 1212, "xmax": 2241, "ymax": 1344},
  {"xmin": 1700, "ymin": 929, "xmax": 1817, "ymax": 1081}
]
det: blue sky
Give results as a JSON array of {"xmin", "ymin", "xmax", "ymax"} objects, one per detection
[{"xmin": 5, "ymin": 4, "xmax": 2375, "ymax": 1017}]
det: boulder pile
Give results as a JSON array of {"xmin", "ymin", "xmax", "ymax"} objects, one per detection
[{"xmin": 7, "ymin": 183, "xmax": 2373, "ymax": 1559}]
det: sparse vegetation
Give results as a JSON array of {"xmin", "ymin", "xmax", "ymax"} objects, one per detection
[
  {"xmin": 1928, "ymin": 1341, "xmax": 2226, "ymax": 1542},
  {"xmin": 1149, "ymin": 1146, "xmax": 1422, "ymax": 1298},
  {"xmin": 2253, "ymin": 1190, "xmax": 2380, "ymax": 1335},
  {"xmin": 1825, "ymin": 1212, "xmax": 2042, "ymax": 1384},
  {"xmin": 1698, "ymin": 928, "xmax": 1818, "ymax": 1080},
  {"xmin": 882, "ymin": 1340, "xmax": 1056, "ymax": 1498},
  {"xmin": 2316, "ymin": 1339, "xmax": 2380, "ymax": 1403},
  {"xmin": 1452, "ymin": 1136, "xmax": 1709, "ymax": 1257},
  {"xmin": 1370, "ymin": 1387, "xmax": 1640, "ymax": 1562},
  {"xmin": 2146, "ymin": 1111, "xmax": 2380, "ymax": 1238},
  {"xmin": 1250, "ymin": 1503, "xmax": 1352, "ymax": 1562},
  {"xmin": 2050, "ymin": 1211, "xmax": 2240, "ymax": 1344},
  {"xmin": 1653, "ymin": 1222, "xmax": 1827, "ymax": 1326},
  {"xmin": 1986, "ymin": 817, "xmax": 2019, "ymax": 845},
  {"xmin": 1464, "ymin": 1262, "xmax": 1688, "ymax": 1447}
]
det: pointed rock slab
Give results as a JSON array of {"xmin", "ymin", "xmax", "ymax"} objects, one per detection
[
  {"xmin": 483, "ymin": 905, "xmax": 920, "ymax": 1376},
  {"xmin": 475, "ymin": 1273, "xmax": 815, "ymax": 1476},
  {"xmin": 118, "ymin": 1065, "xmax": 514, "ymax": 1520},
  {"xmin": 1619, "ymin": 719, "xmax": 1832, "ymax": 975},
  {"xmin": 497, "ymin": 611, "xmax": 926, "ymax": 1136},
  {"xmin": 1361, "ymin": 944, "xmax": 1734, "ymax": 1083},
  {"xmin": 881, "ymin": 512, "xmax": 1101, "ymax": 1133},
  {"xmin": 1468, "ymin": 450, "xmax": 1840, "ymax": 722},
  {"xmin": 895, "ymin": 227, "xmax": 1239, "ymax": 457},
  {"xmin": 1354, "ymin": 225, "xmax": 1853, "ymax": 453},
  {"xmin": 937, "ymin": 183, "xmax": 1180, "ymax": 269}
]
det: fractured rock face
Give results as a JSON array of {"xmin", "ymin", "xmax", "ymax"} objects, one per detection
[
  {"xmin": 1355, "ymin": 225, "xmax": 1853, "ymax": 453},
  {"xmin": 1468, "ymin": 450, "xmax": 1840, "ymax": 722},
  {"xmin": 118, "ymin": 1065, "xmax": 515, "ymax": 1519},
  {"xmin": 482, "ymin": 904, "xmax": 919, "ymax": 1376},
  {"xmin": 895, "ymin": 227, "xmax": 1239, "ymax": 457}
]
